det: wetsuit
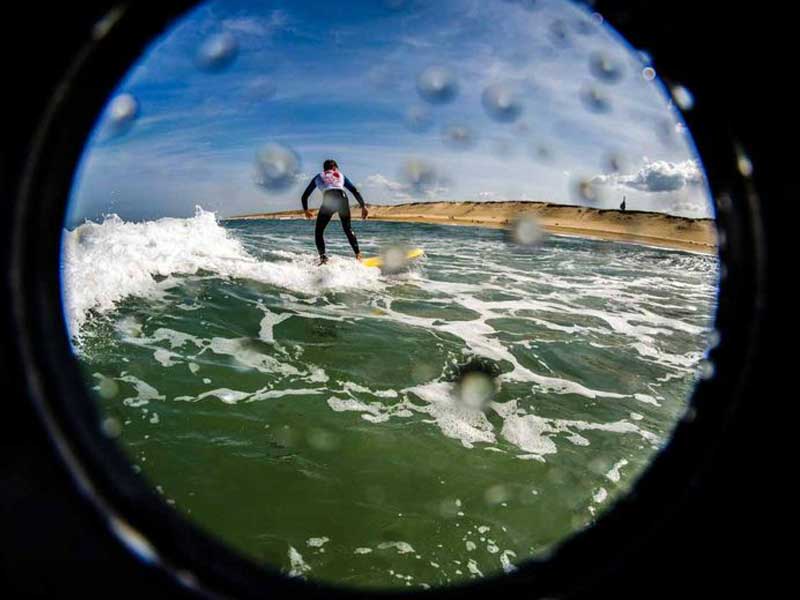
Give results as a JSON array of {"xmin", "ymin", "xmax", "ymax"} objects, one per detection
[{"xmin": 301, "ymin": 169, "xmax": 365, "ymax": 258}]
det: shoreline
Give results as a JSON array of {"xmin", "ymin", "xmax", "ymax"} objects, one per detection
[{"xmin": 224, "ymin": 201, "xmax": 717, "ymax": 256}]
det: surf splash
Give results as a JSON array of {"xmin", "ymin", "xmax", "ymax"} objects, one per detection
[{"xmin": 61, "ymin": 207, "xmax": 382, "ymax": 334}]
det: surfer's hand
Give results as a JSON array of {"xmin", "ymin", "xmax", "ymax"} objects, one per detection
[
  {"xmin": 361, "ymin": 206, "xmax": 369, "ymax": 221},
  {"xmin": 304, "ymin": 209, "xmax": 314, "ymax": 220}
]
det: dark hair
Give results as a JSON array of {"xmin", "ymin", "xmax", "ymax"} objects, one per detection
[{"xmin": 323, "ymin": 159, "xmax": 338, "ymax": 171}]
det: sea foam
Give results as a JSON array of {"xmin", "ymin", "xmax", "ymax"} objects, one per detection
[{"xmin": 61, "ymin": 207, "xmax": 382, "ymax": 335}]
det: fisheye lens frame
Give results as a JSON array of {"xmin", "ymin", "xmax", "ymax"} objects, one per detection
[{"xmin": 5, "ymin": 1, "xmax": 766, "ymax": 598}]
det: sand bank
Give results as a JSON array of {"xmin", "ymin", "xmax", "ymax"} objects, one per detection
[{"xmin": 225, "ymin": 201, "xmax": 717, "ymax": 255}]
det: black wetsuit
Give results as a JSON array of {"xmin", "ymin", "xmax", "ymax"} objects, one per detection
[{"xmin": 301, "ymin": 171, "xmax": 365, "ymax": 258}]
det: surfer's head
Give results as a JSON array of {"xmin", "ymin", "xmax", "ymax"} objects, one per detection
[{"xmin": 323, "ymin": 159, "xmax": 338, "ymax": 171}]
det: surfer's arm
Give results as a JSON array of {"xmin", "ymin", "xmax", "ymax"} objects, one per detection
[
  {"xmin": 344, "ymin": 177, "xmax": 366, "ymax": 208},
  {"xmin": 301, "ymin": 178, "xmax": 317, "ymax": 211}
]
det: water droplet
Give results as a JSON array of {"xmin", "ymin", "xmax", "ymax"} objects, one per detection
[
  {"xmin": 254, "ymin": 143, "xmax": 302, "ymax": 191},
  {"xmin": 404, "ymin": 105, "xmax": 433, "ymax": 132},
  {"xmin": 505, "ymin": 214, "xmax": 545, "ymax": 248},
  {"xmin": 529, "ymin": 143, "xmax": 554, "ymax": 163},
  {"xmin": 481, "ymin": 83, "xmax": 523, "ymax": 123},
  {"xmin": 671, "ymin": 84, "xmax": 695, "ymax": 110},
  {"xmin": 736, "ymin": 152, "xmax": 753, "ymax": 177},
  {"xmin": 101, "ymin": 416, "xmax": 122, "ymax": 438},
  {"xmin": 452, "ymin": 358, "xmax": 500, "ymax": 411},
  {"xmin": 442, "ymin": 123, "xmax": 476, "ymax": 150},
  {"xmin": 642, "ymin": 66, "xmax": 656, "ymax": 81},
  {"xmin": 244, "ymin": 76, "xmax": 277, "ymax": 102},
  {"xmin": 707, "ymin": 329, "xmax": 721, "ymax": 350},
  {"xmin": 411, "ymin": 361, "xmax": 437, "ymax": 383},
  {"xmin": 96, "ymin": 375, "xmax": 119, "ymax": 399},
  {"xmin": 580, "ymin": 85, "xmax": 612, "ymax": 113},
  {"xmin": 697, "ymin": 359, "xmax": 715, "ymax": 380},
  {"xmin": 439, "ymin": 498, "xmax": 460, "ymax": 518},
  {"xmin": 196, "ymin": 32, "xmax": 238, "ymax": 72},
  {"xmin": 589, "ymin": 52, "xmax": 624, "ymax": 83},
  {"xmin": 416, "ymin": 66, "xmax": 459, "ymax": 104},
  {"xmin": 604, "ymin": 152, "xmax": 627, "ymax": 173},
  {"xmin": 457, "ymin": 372, "xmax": 497, "ymax": 411},
  {"xmin": 484, "ymin": 484, "xmax": 511, "ymax": 505},
  {"xmin": 573, "ymin": 177, "xmax": 600, "ymax": 204},
  {"xmin": 379, "ymin": 245, "xmax": 412, "ymax": 274},
  {"xmin": 401, "ymin": 159, "xmax": 440, "ymax": 192},
  {"xmin": 548, "ymin": 20, "xmax": 570, "ymax": 47},
  {"xmin": 307, "ymin": 428, "xmax": 339, "ymax": 451},
  {"xmin": 105, "ymin": 93, "xmax": 139, "ymax": 137}
]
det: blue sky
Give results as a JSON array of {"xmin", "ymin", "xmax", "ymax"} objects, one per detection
[{"xmin": 67, "ymin": 0, "xmax": 713, "ymax": 227}]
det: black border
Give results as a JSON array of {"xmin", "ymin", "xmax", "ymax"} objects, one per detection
[{"xmin": 3, "ymin": 1, "xmax": 769, "ymax": 598}]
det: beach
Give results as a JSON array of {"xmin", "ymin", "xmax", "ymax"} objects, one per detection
[{"xmin": 226, "ymin": 201, "xmax": 717, "ymax": 255}]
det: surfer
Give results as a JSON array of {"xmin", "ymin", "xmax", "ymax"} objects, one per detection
[{"xmin": 301, "ymin": 159, "xmax": 369, "ymax": 265}]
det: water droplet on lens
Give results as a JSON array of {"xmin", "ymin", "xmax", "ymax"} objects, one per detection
[
  {"xmin": 404, "ymin": 105, "xmax": 433, "ymax": 132},
  {"xmin": 416, "ymin": 66, "xmax": 459, "ymax": 104},
  {"xmin": 698, "ymin": 359, "xmax": 715, "ymax": 380},
  {"xmin": 442, "ymin": 123, "xmax": 476, "ymax": 150},
  {"xmin": 670, "ymin": 84, "xmax": 694, "ymax": 110},
  {"xmin": 96, "ymin": 374, "xmax": 120, "ymax": 399},
  {"xmin": 548, "ymin": 20, "xmax": 570, "ymax": 47},
  {"xmin": 642, "ymin": 66, "xmax": 656, "ymax": 81},
  {"xmin": 529, "ymin": 142, "xmax": 554, "ymax": 163},
  {"xmin": 482, "ymin": 83, "xmax": 524, "ymax": 123},
  {"xmin": 101, "ymin": 416, "xmax": 122, "ymax": 438},
  {"xmin": 244, "ymin": 76, "xmax": 277, "ymax": 102},
  {"xmin": 573, "ymin": 177, "xmax": 600, "ymax": 204},
  {"xmin": 452, "ymin": 358, "xmax": 500, "ymax": 412},
  {"xmin": 505, "ymin": 214, "xmax": 545, "ymax": 248},
  {"xmin": 105, "ymin": 93, "xmax": 139, "ymax": 137},
  {"xmin": 254, "ymin": 144, "xmax": 302, "ymax": 191},
  {"xmin": 484, "ymin": 484, "xmax": 510, "ymax": 505},
  {"xmin": 707, "ymin": 329, "xmax": 721, "ymax": 350},
  {"xmin": 380, "ymin": 245, "xmax": 411, "ymax": 274},
  {"xmin": 196, "ymin": 32, "xmax": 238, "ymax": 72},
  {"xmin": 736, "ymin": 150, "xmax": 753, "ymax": 177},
  {"xmin": 439, "ymin": 498, "xmax": 460, "ymax": 518},
  {"xmin": 605, "ymin": 152, "xmax": 626, "ymax": 173},
  {"xmin": 589, "ymin": 52, "xmax": 624, "ymax": 83},
  {"xmin": 401, "ymin": 159, "xmax": 439, "ymax": 192},
  {"xmin": 457, "ymin": 372, "xmax": 496, "ymax": 411},
  {"xmin": 580, "ymin": 85, "xmax": 612, "ymax": 113},
  {"xmin": 307, "ymin": 428, "xmax": 339, "ymax": 451}
]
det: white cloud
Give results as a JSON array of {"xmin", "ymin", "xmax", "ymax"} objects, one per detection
[
  {"xmin": 360, "ymin": 172, "xmax": 448, "ymax": 202},
  {"xmin": 221, "ymin": 10, "xmax": 289, "ymax": 37},
  {"xmin": 592, "ymin": 159, "xmax": 703, "ymax": 193}
]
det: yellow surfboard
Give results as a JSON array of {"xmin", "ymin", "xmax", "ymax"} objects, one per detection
[{"xmin": 362, "ymin": 248, "xmax": 424, "ymax": 268}]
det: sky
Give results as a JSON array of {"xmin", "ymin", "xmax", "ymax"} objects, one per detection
[{"xmin": 67, "ymin": 0, "xmax": 713, "ymax": 227}]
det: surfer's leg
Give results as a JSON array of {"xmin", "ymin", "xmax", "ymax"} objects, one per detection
[
  {"xmin": 339, "ymin": 211, "xmax": 360, "ymax": 255},
  {"xmin": 315, "ymin": 208, "xmax": 333, "ymax": 257}
]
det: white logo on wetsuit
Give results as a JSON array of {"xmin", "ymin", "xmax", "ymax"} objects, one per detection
[{"xmin": 316, "ymin": 169, "xmax": 346, "ymax": 191}]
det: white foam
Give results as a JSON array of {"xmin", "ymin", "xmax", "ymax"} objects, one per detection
[
  {"xmin": 377, "ymin": 541, "xmax": 415, "ymax": 554},
  {"xmin": 62, "ymin": 208, "xmax": 384, "ymax": 335},
  {"xmin": 606, "ymin": 458, "xmax": 629, "ymax": 483},
  {"xmin": 287, "ymin": 546, "xmax": 311, "ymax": 578}
]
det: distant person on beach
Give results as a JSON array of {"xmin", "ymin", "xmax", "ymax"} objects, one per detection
[
  {"xmin": 620, "ymin": 196, "xmax": 627, "ymax": 211},
  {"xmin": 301, "ymin": 159, "xmax": 368, "ymax": 265}
]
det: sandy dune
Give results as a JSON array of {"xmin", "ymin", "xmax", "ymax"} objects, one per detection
[{"xmin": 226, "ymin": 201, "xmax": 717, "ymax": 255}]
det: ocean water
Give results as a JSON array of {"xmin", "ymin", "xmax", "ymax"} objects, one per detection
[{"xmin": 61, "ymin": 209, "xmax": 718, "ymax": 589}]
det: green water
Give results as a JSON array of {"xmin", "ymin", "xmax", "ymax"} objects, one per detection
[{"xmin": 66, "ymin": 215, "xmax": 718, "ymax": 589}]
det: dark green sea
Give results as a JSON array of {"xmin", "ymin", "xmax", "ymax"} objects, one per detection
[{"xmin": 62, "ymin": 210, "xmax": 718, "ymax": 589}]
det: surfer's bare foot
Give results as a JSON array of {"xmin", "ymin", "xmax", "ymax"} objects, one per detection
[
  {"xmin": 355, "ymin": 253, "xmax": 362, "ymax": 261},
  {"xmin": 318, "ymin": 255, "xmax": 328, "ymax": 265}
]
